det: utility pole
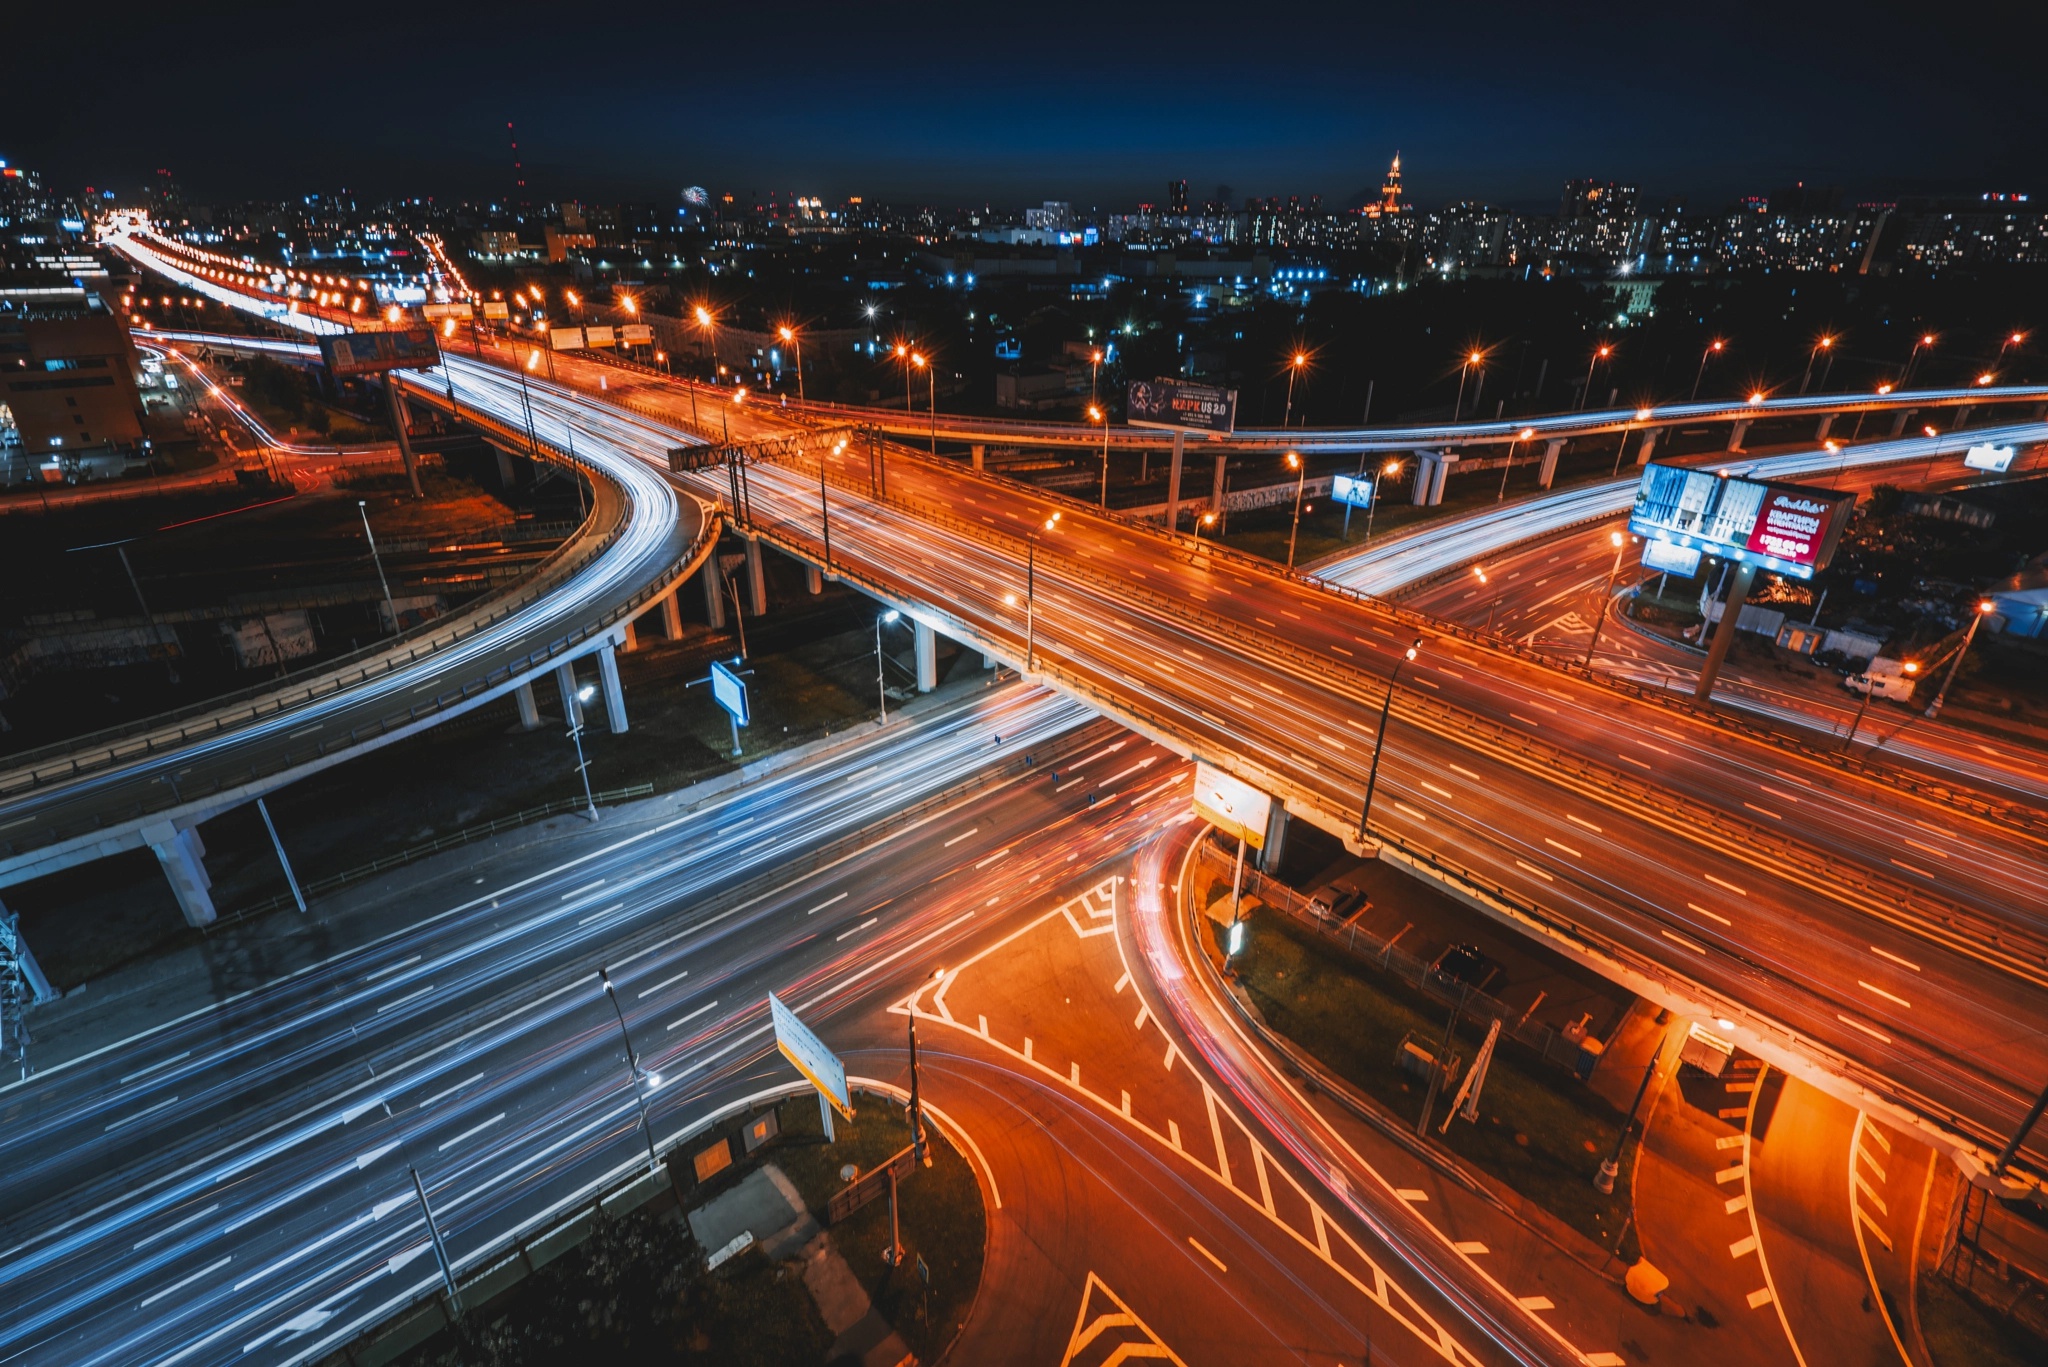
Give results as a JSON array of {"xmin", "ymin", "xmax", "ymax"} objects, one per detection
[
  {"xmin": 256, "ymin": 797, "xmax": 305, "ymax": 913},
  {"xmin": 1358, "ymin": 640, "xmax": 1421, "ymax": 841},
  {"xmin": 410, "ymin": 1166, "xmax": 462, "ymax": 1316},
  {"xmin": 1596, "ymin": 1041, "xmax": 1664, "ymax": 1193},
  {"xmin": 599, "ymin": 967, "xmax": 663, "ymax": 1173},
  {"xmin": 358, "ymin": 501, "xmax": 398, "ymax": 634},
  {"xmin": 1583, "ymin": 531, "xmax": 1629, "ymax": 665}
]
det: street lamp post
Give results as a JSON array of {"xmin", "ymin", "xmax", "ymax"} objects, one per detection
[
  {"xmin": 1579, "ymin": 344, "xmax": 1612, "ymax": 411},
  {"xmin": 778, "ymin": 325, "xmax": 805, "ymax": 403},
  {"xmin": 1923, "ymin": 602, "xmax": 1996, "ymax": 718},
  {"xmin": 1282, "ymin": 352, "xmax": 1308, "ymax": 427},
  {"xmin": 1497, "ymin": 427, "xmax": 1534, "ymax": 501},
  {"xmin": 1473, "ymin": 566, "xmax": 1504, "ymax": 631},
  {"xmin": 913, "ymin": 351, "xmax": 935, "ymax": 454},
  {"xmin": 1453, "ymin": 349, "xmax": 1483, "ymax": 422},
  {"xmin": 1800, "ymin": 334, "xmax": 1837, "ymax": 395},
  {"xmin": 1594, "ymin": 1039, "xmax": 1665, "ymax": 1193},
  {"xmin": 1364, "ymin": 460, "xmax": 1398, "ymax": 545},
  {"xmin": 875, "ymin": 610, "xmax": 902, "ymax": 722},
  {"xmin": 598, "ymin": 967, "xmax": 662, "ymax": 1173},
  {"xmin": 568, "ymin": 681, "xmax": 599, "ymax": 820},
  {"xmin": 1583, "ymin": 531, "xmax": 1629, "ymax": 665},
  {"xmin": 357, "ymin": 500, "xmax": 398, "ymax": 634},
  {"xmin": 1089, "ymin": 405, "xmax": 1111, "ymax": 506},
  {"xmin": 1357, "ymin": 639, "xmax": 1422, "ymax": 842},
  {"xmin": 1997, "ymin": 330, "xmax": 2028, "ymax": 367},
  {"xmin": 1284, "ymin": 451, "xmax": 1308, "ymax": 569},
  {"xmin": 1024, "ymin": 513, "xmax": 1060, "ymax": 671},
  {"xmin": 1611, "ymin": 408, "xmax": 1651, "ymax": 477},
  {"xmin": 1691, "ymin": 339, "xmax": 1725, "ymax": 401},
  {"xmin": 1905, "ymin": 333, "xmax": 1936, "ymax": 386}
]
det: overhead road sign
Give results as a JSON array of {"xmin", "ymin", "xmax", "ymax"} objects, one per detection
[
  {"xmin": 585, "ymin": 324, "xmax": 616, "ymax": 349},
  {"xmin": 1127, "ymin": 378, "xmax": 1237, "ymax": 435},
  {"xmin": 422, "ymin": 302, "xmax": 473, "ymax": 320},
  {"xmin": 621, "ymin": 323, "xmax": 654, "ymax": 346},
  {"xmin": 549, "ymin": 326, "xmax": 585, "ymax": 351},
  {"xmin": 1964, "ymin": 443, "xmax": 2016, "ymax": 473},
  {"xmin": 1330, "ymin": 473, "xmax": 1375, "ymax": 509},
  {"xmin": 317, "ymin": 326, "xmax": 442, "ymax": 378},
  {"xmin": 710, "ymin": 658, "xmax": 749, "ymax": 726},
  {"xmin": 770, "ymin": 992, "xmax": 852, "ymax": 1122},
  {"xmin": 1627, "ymin": 462, "xmax": 1853, "ymax": 581},
  {"xmin": 481, "ymin": 301, "xmax": 510, "ymax": 321},
  {"xmin": 1192, "ymin": 761, "xmax": 1272, "ymax": 850}
]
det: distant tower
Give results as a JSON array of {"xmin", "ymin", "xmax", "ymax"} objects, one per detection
[
  {"xmin": 507, "ymin": 121, "xmax": 525, "ymax": 200},
  {"xmin": 1379, "ymin": 153, "xmax": 1404, "ymax": 215},
  {"xmin": 1168, "ymin": 179, "xmax": 1189, "ymax": 215}
]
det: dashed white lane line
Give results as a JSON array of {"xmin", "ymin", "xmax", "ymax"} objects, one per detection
[
  {"xmin": 1566, "ymin": 813, "xmax": 1603, "ymax": 833},
  {"xmin": 1687, "ymin": 902, "xmax": 1733, "ymax": 926},
  {"xmin": 1662, "ymin": 930, "xmax": 1709, "ymax": 954},
  {"xmin": 1421, "ymin": 780, "xmax": 1455, "ymax": 799},
  {"xmin": 119, "ymin": 1052, "xmax": 191, "ymax": 1085},
  {"xmin": 1187, "ymin": 1236, "xmax": 1228, "ymax": 1272},
  {"xmin": 1889, "ymin": 857, "xmax": 1935, "ymax": 879},
  {"xmin": 1837, "ymin": 1014, "xmax": 1894, "ymax": 1045},
  {"xmin": 806, "ymin": 892, "xmax": 849, "ymax": 916},
  {"xmin": 637, "ymin": 967, "xmax": 689, "ymax": 999},
  {"xmin": 1514, "ymin": 859, "xmax": 1554, "ymax": 882},
  {"xmin": 836, "ymin": 917, "xmax": 880, "ymax": 942},
  {"xmin": 1518, "ymin": 1296, "xmax": 1554, "ymax": 1311},
  {"xmin": 435, "ymin": 1112, "xmax": 505, "ymax": 1152},
  {"xmin": 1543, "ymin": 837, "xmax": 1583, "ymax": 859},
  {"xmin": 665, "ymin": 999, "xmax": 720, "ymax": 1031},
  {"xmin": 943, "ymin": 826, "xmax": 980, "ymax": 847},
  {"xmin": 559, "ymin": 878, "xmax": 606, "ymax": 901},
  {"xmin": 132, "ymin": 1203, "xmax": 219, "ymax": 1250},
  {"xmin": 1393, "ymin": 801, "xmax": 1430, "ymax": 821},
  {"xmin": 1453, "ymin": 1241, "xmax": 1488, "ymax": 1254},
  {"xmin": 1447, "ymin": 762, "xmax": 1481, "ymax": 780},
  {"xmin": 1704, "ymin": 874, "xmax": 1749, "ymax": 896},
  {"xmin": 974, "ymin": 848, "xmax": 1012, "ymax": 869},
  {"xmin": 365, "ymin": 956, "xmax": 420, "ymax": 982},
  {"xmin": 139, "ymin": 1256, "xmax": 232, "ymax": 1308},
  {"xmin": 1859, "ymin": 981, "xmax": 1912, "ymax": 1009},
  {"xmin": 577, "ymin": 902, "xmax": 626, "ymax": 927},
  {"xmin": 415, "ymin": 1072, "xmax": 483, "ymax": 1110},
  {"xmin": 375, "ymin": 986, "xmax": 433, "ymax": 1014}
]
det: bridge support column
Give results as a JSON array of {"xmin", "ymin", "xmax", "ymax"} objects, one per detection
[
  {"xmin": 495, "ymin": 446, "xmax": 517, "ymax": 490},
  {"xmin": 1164, "ymin": 430, "xmax": 1186, "ymax": 532},
  {"xmin": 1952, "ymin": 405, "xmax": 1972, "ymax": 430},
  {"xmin": 514, "ymin": 681, "xmax": 541, "ymax": 730},
  {"xmin": 1726, "ymin": 419, "xmax": 1751, "ymax": 452},
  {"xmin": 556, "ymin": 662, "xmax": 584, "ymax": 729},
  {"xmin": 1426, "ymin": 453, "xmax": 1457, "ymax": 505},
  {"xmin": 1261, "ymin": 803, "xmax": 1290, "ymax": 871},
  {"xmin": 914, "ymin": 621, "xmax": 938, "ymax": 693},
  {"xmin": 619, "ymin": 617, "xmax": 638, "ymax": 652},
  {"xmin": 385, "ymin": 383, "xmax": 423, "ymax": 500},
  {"xmin": 744, "ymin": 540, "xmax": 768, "ymax": 616},
  {"xmin": 597, "ymin": 643, "xmax": 628, "ymax": 734},
  {"xmin": 1538, "ymin": 438, "xmax": 1565, "ymax": 489},
  {"xmin": 1635, "ymin": 428, "xmax": 1660, "ymax": 466},
  {"xmin": 806, "ymin": 564, "xmax": 823, "ymax": 595},
  {"xmin": 1211, "ymin": 453, "xmax": 1228, "ymax": 523},
  {"xmin": 982, "ymin": 651, "xmax": 998, "ymax": 670},
  {"xmin": 701, "ymin": 557, "xmax": 726, "ymax": 630},
  {"xmin": 659, "ymin": 587, "xmax": 684, "ymax": 639},
  {"xmin": 1814, "ymin": 413, "xmax": 1835, "ymax": 442},
  {"xmin": 1889, "ymin": 408, "xmax": 1917, "ymax": 437},
  {"xmin": 1694, "ymin": 562, "xmax": 1757, "ymax": 705},
  {"xmin": 144, "ymin": 822, "xmax": 216, "ymax": 929},
  {"xmin": 1411, "ymin": 452, "xmax": 1436, "ymax": 506},
  {"xmin": 0, "ymin": 900, "xmax": 61, "ymax": 1004},
  {"xmin": 970, "ymin": 443, "xmax": 985, "ymax": 472}
]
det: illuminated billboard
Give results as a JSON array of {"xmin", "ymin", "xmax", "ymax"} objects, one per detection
[
  {"xmin": 1192, "ymin": 761, "xmax": 1272, "ymax": 850},
  {"xmin": 1627, "ymin": 463, "xmax": 1852, "ymax": 580},
  {"xmin": 1964, "ymin": 443, "xmax": 2016, "ymax": 473},
  {"xmin": 1127, "ymin": 378, "xmax": 1237, "ymax": 435},
  {"xmin": 1330, "ymin": 474, "xmax": 1375, "ymax": 508},
  {"xmin": 1641, "ymin": 539, "xmax": 1702, "ymax": 576},
  {"xmin": 317, "ymin": 326, "xmax": 443, "ymax": 377}
]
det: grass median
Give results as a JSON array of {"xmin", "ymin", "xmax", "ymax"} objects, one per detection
[{"xmin": 1216, "ymin": 906, "xmax": 1638, "ymax": 1255}]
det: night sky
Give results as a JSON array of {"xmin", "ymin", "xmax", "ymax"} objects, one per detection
[{"xmin": 14, "ymin": 1, "xmax": 2046, "ymax": 211}]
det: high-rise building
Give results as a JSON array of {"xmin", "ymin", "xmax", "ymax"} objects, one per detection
[
  {"xmin": 1364, "ymin": 153, "xmax": 1406, "ymax": 218},
  {"xmin": 1168, "ymin": 179, "xmax": 1188, "ymax": 215}
]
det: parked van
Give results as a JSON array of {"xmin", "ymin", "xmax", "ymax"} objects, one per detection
[{"xmin": 1844, "ymin": 671, "xmax": 1917, "ymax": 702}]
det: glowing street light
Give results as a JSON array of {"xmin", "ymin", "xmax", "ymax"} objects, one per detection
[
  {"xmin": 1800, "ymin": 333, "xmax": 1838, "ymax": 394},
  {"xmin": 1282, "ymin": 350, "xmax": 1310, "ymax": 428},
  {"xmin": 1579, "ymin": 343, "xmax": 1613, "ymax": 412},
  {"xmin": 1498, "ymin": 427, "xmax": 1535, "ymax": 501},
  {"xmin": 1023, "ymin": 512, "xmax": 1062, "ymax": 672},
  {"xmin": 1924, "ymin": 603, "xmax": 1997, "ymax": 719},
  {"xmin": 777, "ymin": 324, "xmax": 806, "ymax": 403},
  {"xmin": 1453, "ymin": 347, "xmax": 1486, "ymax": 422},
  {"xmin": 1284, "ymin": 451, "xmax": 1309, "ymax": 569},
  {"xmin": 1692, "ymin": 338, "xmax": 1726, "ymax": 401},
  {"xmin": 1089, "ymin": 404, "xmax": 1112, "ymax": 505},
  {"xmin": 1585, "ymin": 530, "xmax": 1629, "ymax": 664},
  {"xmin": 912, "ymin": 350, "xmax": 935, "ymax": 454},
  {"xmin": 1358, "ymin": 638, "xmax": 1424, "ymax": 840},
  {"xmin": 875, "ymin": 610, "xmax": 903, "ymax": 721}
]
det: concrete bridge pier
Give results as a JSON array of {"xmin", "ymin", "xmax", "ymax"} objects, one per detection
[
  {"xmin": 806, "ymin": 564, "xmax": 824, "ymax": 595},
  {"xmin": 914, "ymin": 621, "xmax": 938, "ymax": 693},
  {"xmin": 744, "ymin": 539, "xmax": 769, "ymax": 616},
  {"xmin": 701, "ymin": 557, "xmax": 727, "ymax": 630},
  {"xmin": 494, "ymin": 446, "xmax": 518, "ymax": 490},
  {"xmin": 1211, "ymin": 453, "xmax": 1228, "ymax": 523},
  {"xmin": 1411, "ymin": 451, "xmax": 1457, "ymax": 506},
  {"xmin": 514, "ymin": 681, "xmax": 542, "ymax": 730},
  {"xmin": 619, "ymin": 617, "xmax": 638, "ymax": 652},
  {"xmin": 597, "ymin": 642, "xmax": 628, "ymax": 733},
  {"xmin": 1890, "ymin": 408, "xmax": 1918, "ymax": 437},
  {"xmin": 1261, "ymin": 803, "xmax": 1290, "ymax": 871},
  {"xmin": 1635, "ymin": 428, "xmax": 1660, "ymax": 466},
  {"xmin": 556, "ymin": 662, "xmax": 584, "ymax": 730},
  {"xmin": 982, "ymin": 651, "xmax": 998, "ymax": 670},
  {"xmin": 1726, "ymin": 419, "xmax": 1751, "ymax": 452},
  {"xmin": 1, "ymin": 900, "xmax": 61, "ymax": 1004},
  {"xmin": 1952, "ymin": 405, "xmax": 1973, "ymax": 430},
  {"xmin": 659, "ymin": 585, "xmax": 684, "ymax": 639},
  {"xmin": 1814, "ymin": 413, "xmax": 1835, "ymax": 442},
  {"xmin": 1538, "ymin": 438, "xmax": 1566, "ymax": 489},
  {"xmin": 970, "ymin": 444, "xmax": 985, "ymax": 472},
  {"xmin": 144, "ymin": 822, "xmax": 216, "ymax": 928}
]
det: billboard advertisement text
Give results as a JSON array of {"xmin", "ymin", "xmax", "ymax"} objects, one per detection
[
  {"xmin": 1127, "ymin": 378, "xmax": 1237, "ymax": 435},
  {"xmin": 1627, "ymin": 463, "xmax": 1852, "ymax": 581},
  {"xmin": 317, "ymin": 326, "xmax": 443, "ymax": 378}
]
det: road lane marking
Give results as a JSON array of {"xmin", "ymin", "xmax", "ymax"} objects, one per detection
[
  {"xmin": 1836, "ymin": 1014, "xmax": 1894, "ymax": 1045},
  {"xmin": 805, "ymin": 892, "xmax": 850, "ymax": 917},
  {"xmin": 1316, "ymin": 734, "xmax": 1349, "ymax": 752},
  {"xmin": 665, "ymin": 1000, "xmax": 720, "ymax": 1030},
  {"xmin": 140, "ymin": 1256, "xmax": 232, "ymax": 1309},
  {"xmin": 1514, "ymin": 859, "xmax": 1554, "ymax": 882},
  {"xmin": 1453, "ymin": 1241, "xmax": 1489, "ymax": 1254},
  {"xmin": 1730, "ymin": 1235, "xmax": 1759, "ymax": 1257},
  {"xmin": 1858, "ymin": 981, "xmax": 1911, "ymax": 1009},
  {"xmin": 1396, "ymin": 1188, "xmax": 1428, "ymax": 1201},
  {"xmin": 1704, "ymin": 874, "xmax": 1748, "ymax": 896},
  {"xmin": 1518, "ymin": 1296, "xmax": 1555, "ymax": 1311},
  {"xmin": 577, "ymin": 902, "xmax": 626, "ymax": 926},
  {"xmin": 836, "ymin": 917, "xmax": 880, "ymax": 942},
  {"xmin": 1759, "ymin": 784, "xmax": 1802, "ymax": 803},
  {"xmin": 416, "ymin": 1073, "xmax": 484, "ymax": 1109},
  {"xmin": 1566, "ymin": 814, "xmax": 1603, "ymax": 833},
  {"xmin": 1662, "ymin": 930, "xmax": 1709, "ymax": 954},
  {"xmin": 560, "ymin": 878, "xmax": 606, "ymax": 900},
  {"xmin": 1687, "ymin": 903, "xmax": 1733, "ymax": 926},
  {"xmin": 637, "ymin": 968, "xmax": 689, "ymax": 999},
  {"xmin": 1421, "ymin": 780, "xmax": 1455, "ymax": 799},
  {"xmin": 1898, "ymin": 837, "xmax": 1949, "ymax": 859},
  {"xmin": 436, "ymin": 1112, "xmax": 505, "ymax": 1152},
  {"xmin": 288, "ymin": 724, "xmax": 323, "ymax": 738},
  {"xmin": 1447, "ymin": 762, "xmax": 1480, "ymax": 780},
  {"xmin": 1888, "ymin": 857, "xmax": 1934, "ymax": 879},
  {"xmin": 943, "ymin": 826, "xmax": 980, "ymax": 847},
  {"xmin": 1393, "ymin": 801, "xmax": 1429, "ymax": 821},
  {"xmin": 1187, "ymin": 1236, "xmax": 1227, "ymax": 1272},
  {"xmin": 1543, "ymin": 837, "xmax": 1582, "ymax": 858},
  {"xmin": 365, "ymin": 956, "xmax": 420, "ymax": 981},
  {"xmin": 1618, "ymin": 753, "xmax": 1652, "ymax": 769},
  {"xmin": 1742, "ymin": 803, "xmax": 1783, "ymax": 820},
  {"xmin": 1747, "ymin": 1288, "xmax": 1775, "ymax": 1309},
  {"xmin": 133, "ymin": 1203, "xmax": 220, "ymax": 1251},
  {"xmin": 119, "ymin": 1052, "xmax": 191, "ymax": 1085},
  {"xmin": 106, "ymin": 1096, "xmax": 181, "ymax": 1132},
  {"xmin": 719, "ymin": 816, "xmax": 755, "ymax": 834},
  {"xmin": 375, "ymin": 985, "xmax": 433, "ymax": 1014}
]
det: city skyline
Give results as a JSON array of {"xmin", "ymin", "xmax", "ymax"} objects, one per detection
[{"xmin": 12, "ymin": 1, "xmax": 2046, "ymax": 209}]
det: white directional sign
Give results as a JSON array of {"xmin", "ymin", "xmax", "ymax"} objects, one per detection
[
  {"xmin": 710, "ymin": 659, "xmax": 749, "ymax": 726},
  {"xmin": 1191, "ymin": 761, "xmax": 1272, "ymax": 851},
  {"xmin": 769, "ymin": 992, "xmax": 852, "ymax": 1121}
]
